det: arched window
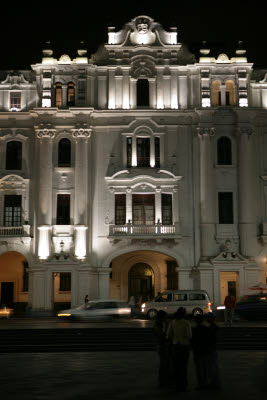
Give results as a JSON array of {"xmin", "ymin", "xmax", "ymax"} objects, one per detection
[
  {"xmin": 6, "ymin": 141, "xmax": 22, "ymax": 170},
  {"xmin": 217, "ymin": 136, "xmax": 232, "ymax": 165},
  {"xmin": 226, "ymin": 80, "xmax": 235, "ymax": 106},
  {"xmin": 211, "ymin": 80, "xmax": 221, "ymax": 106},
  {"xmin": 55, "ymin": 83, "xmax": 62, "ymax": 107},
  {"xmin": 137, "ymin": 79, "xmax": 149, "ymax": 107},
  {"xmin": 67, "ymin": 82, "xmax": 75, "ymax": 106},
  {"xmin": 58, "ymin": 138, "xmax": 71, "ymax": 167}
]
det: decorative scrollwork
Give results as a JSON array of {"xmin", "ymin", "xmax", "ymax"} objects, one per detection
[
  {"xmin": 71, "ymin": 124, "xmax": 92, "ymax": 139},
  {"xmin": 236, "ymin": 127, "xmax": 254, "ymax": 137},
  {"xmin": 197, "ymin": 127, "xmax": 216, "ymax": 137},
  {"xmin": 35, "ymin": 124, "xmax": 56, "ymax": 139}
]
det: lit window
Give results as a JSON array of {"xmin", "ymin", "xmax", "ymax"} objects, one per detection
[
  {"xmin": 55, "ymin": 83, "xmax": 62, "ymax": 107},
  {"xmin": 211, "ymin": 81, "xmax": 221, "ymax": 106},
  {"xmin": 225, "ymin": 80, "xmax": 236, "ymax": 106},
  {"xmin": 67, "ymin": 82, "xmax": 75, "ymax": 106},
  {"xmin": 10, "ymin": 92, "xmax": 21, "ymax": 110}
]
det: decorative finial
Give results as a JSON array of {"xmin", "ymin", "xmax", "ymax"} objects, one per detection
[
  {"xmin": 236, "ymin": 40, "xmax": 246, "ymax": 55},
  {"xmin": 200, "ymin": 41, "xmax": 210, "ymax": 55},
  {"xmin": 77, "ymin": 40, "xmax": 87, "ymax": 56},
  {"xmin": 42, "ymin": 41, "xmax": 53, "ymax": 56}
]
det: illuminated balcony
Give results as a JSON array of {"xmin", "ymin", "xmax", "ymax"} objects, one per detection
[
  {"xmin": 108, "ymin": 221, "xmax": 181, "ymax": 242},
  {"xmin": 0, "ymin": 225, "xmax": 31, "ymax": 237}
]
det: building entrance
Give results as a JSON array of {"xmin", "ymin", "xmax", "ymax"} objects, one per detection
[
  {"xmin": 128, "ymin": 263, "xmax": 154, "ymax": 302},
  {"xmin": 220, "ymin": 271, "xmax": 239, "ymax": 304}
]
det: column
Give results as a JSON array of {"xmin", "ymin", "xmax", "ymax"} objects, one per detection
[
  {"xmin": 97, "ymin": 76, "xmax": 107, "ymax": 109},
  {"xmin": 150, "ymin": 136, "xmax": 155, "ymax": 167},
  {"xmin": 155, "ymin": 190, "xmax": 162, "ymax": 223},
  {"xmin": 72, "ymin": 128, "xmax": 91, "ymax": 259},
  {"xmin": 221, "ymin": 84, "xmax": 226, "ymax": 105},
  {"xmin": 156, "ymin": 69, "xmax": 164, "ymax": 109},
  {"xmin": 149, "ymin": 78, "xmax": 156, "ymax": 108},
  {"xmin": 237, "ymin": 127, "xmax": 256, "ymax": 256},
  {"xmin": 173, "ymin": 187, "xmax": 179, "ymax": 234},
  {"xmin": 98, "ymin": 268, "xmax": 111, "ymax": 299},
  {"xmin": 126, "ymin": 190, "xmax": 132, "ymax": 223},
  {"xmin": 171, "ymin": 70, "xmax": 178, "ymax": 109},
  {"xmin": 163, "ymin": 75, "xmax": 171, "ymax": 109},
  {"xmin": 178, "ymin": 76, "xmax": 188, "ymax": 109},
  {"xmin": 62, "ymin": 84, "xmax": 67, "ymax": 107},
  {"xmin": 198, "ymin": 127, "xmax": 216, "ymax": 258},
  {"xmin": 108, "ymin": 69, "xmax": 115, "ymax": 109},
  {"xmin": 115, "ymin": 76, "xmax": 123, "ymax": 108},
  {"xmin": 130, "ymin": 78, "xmax": 137, "ymax": 109},
  {"xmin": 122, "ymin": 70, "xmax": 130, "ymax": 109},
  {"xmin": 36, "ymin": 128, "xmax": 55, "ymax": 259}
]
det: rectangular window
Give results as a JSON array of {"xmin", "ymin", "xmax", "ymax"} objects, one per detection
[
  {"xmin": 132, "ymin": 194, "xmax": 155, "ymax": 225},
  {"xmin": 226, "ymin": 91, "xmax": 230, "ymax": 105},
  {"xmin": 78, "ymin": 79, "xmax": 86, "ymax": 103},
  {"xmin": 218, "ymin": 192, "xmax": 233, "ymax": 224},
  {"xmin": 162, "ymin": 194, "xmax": 172, "ymax": 225},
  {"xmin": 56, "ymin": 194, "xmax": 70, "ymax": 225},
  {"xmin": 127, "ymin": 138, "xmax": 132, "ymax": 168},
  {"xmin": 4, "ymin": 195, "xmax": 21, "ymax": 227},
  {"xmin": 155, "ymin": 137, "xmax": 160, "ymax": 168},
  {"xmin": 10, "ymin": 92, "xmax": 21, "ymax": 110},
  {"xmin": 137, "ymin": 138, "xmax": 150, "ymax": 167},
  {"xmin": 218, "ymin": 91, "xmax": 222, "ymax": 106},
  {"xmin": 59, "ymin": 272, "xmax": 71, "ymax": 291},
  {"xmin": 115, "ymin": 194, "xmax": 126, "ymax": 225}
]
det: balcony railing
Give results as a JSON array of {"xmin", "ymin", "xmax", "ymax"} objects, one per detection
[
  {"xmin": 0, "ymin": 225, "xmax": 31, "ymax": 237},
  {"xmin": 109, "ymin": 222, "xmax": 180, "ymax": 237}
]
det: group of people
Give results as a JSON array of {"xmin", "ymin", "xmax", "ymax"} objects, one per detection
[{"xmin": 154, "ymin": 307, "xmax": 221, "ymax": 392}]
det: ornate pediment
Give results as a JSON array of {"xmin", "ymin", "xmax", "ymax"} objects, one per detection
[
  {"xmin": 1, "ymin": 72, "xmax": 29, "ymax": 86},
  {"xmin": 107, "ymin": 15, "xmax": 178, "ymax": 47}
]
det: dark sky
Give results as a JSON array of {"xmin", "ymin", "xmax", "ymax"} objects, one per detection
[{"xmin": 1, "ymin": 0, "xmax": 266, "ymax": 70}]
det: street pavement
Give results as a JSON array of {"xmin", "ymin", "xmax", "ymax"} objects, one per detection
[{"xmin": 0, "ymin": 349, "xmax": 266, "ymax": 399}]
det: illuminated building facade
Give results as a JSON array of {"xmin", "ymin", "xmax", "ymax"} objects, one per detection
[{"xmin": 0, "ymin": 16, "xmax": 267, "ymax": 312}]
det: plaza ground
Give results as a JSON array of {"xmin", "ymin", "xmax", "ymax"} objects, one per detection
[{"xmin": 0, "ymin": 350, "xmax": 266, "ymax": 399}]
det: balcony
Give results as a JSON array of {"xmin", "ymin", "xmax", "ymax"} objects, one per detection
[
  {"xmin": 109, "ymin": 221, "xmax": 181, "ymax": 243},
  {"xmin": 0, "ymin": 225, "xmax": 31, "ymax": 237}
]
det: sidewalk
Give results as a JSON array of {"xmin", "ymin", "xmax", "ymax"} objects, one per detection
[{"xmin": 0, "ymin": 350, "xmax": 266, "ymax": 399}]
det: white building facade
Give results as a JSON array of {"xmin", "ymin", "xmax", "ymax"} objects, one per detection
[{"xmin": 0, "ymin": 16, "xmax": 267, "ymax": 312}]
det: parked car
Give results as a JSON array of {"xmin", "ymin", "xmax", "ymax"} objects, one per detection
[
  {"xmin": 235, "ymin": 294, "xmax": 267, "ymax": 320},
  {"xmin": 141, "ymin": 290, "xmax": 212, "ymax": 319},
  {"xmin": 57, "ymin": 300, "xmax": 131, "ymax": 320}
]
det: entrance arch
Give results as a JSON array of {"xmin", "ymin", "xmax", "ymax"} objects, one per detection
[
  {"xmin": 128, "ymin": 263, "xmax": 154, "ymax": 301},
  {"xmin": 0, "ymin": 251, "xmax": 28, "ymax": 310},
  {"xmin": 109, "ymin": 250, "xmax": 179, "ymax": 301}
]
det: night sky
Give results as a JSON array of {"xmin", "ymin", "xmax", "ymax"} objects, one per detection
[{"xmin": 0, "ymin": 0, "xmax": 266, "ymax": 70}]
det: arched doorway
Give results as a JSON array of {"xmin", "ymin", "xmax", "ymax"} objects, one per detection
[
  {"xmin": 128, "ymin": 263, "xmax": 154, "ymax": 301},
  {"xmin": 0, "ymin": 251, "xmax": 28, "ymax": 311}
]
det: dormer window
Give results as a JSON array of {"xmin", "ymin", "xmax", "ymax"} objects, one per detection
[{"xmin": 10, "ymin": 92, "xmax": 21, "ymax": 111}]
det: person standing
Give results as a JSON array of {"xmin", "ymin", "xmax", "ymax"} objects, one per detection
[
  {"xmin": 84, "ymin": 294, "xmax": 89, "ymax": 304},
  {"xmin": 128, "ymin": 295, "xmax": 136, "ymax": 318},
  {"xmin": 205, "ymin": 312, "xmax": 222, "ymax": 390},
  {"xmin": 191, "ymin": 314, "xmax": 210, "ymax": 390},
  {"xmin": 167, "ymin": 307, "xmax": 192, "ymax": 392},
  {"xmin": 153, "ymin": 310, "xmax": 170, "ymax": 387},
  {"xmin": 224, "ymin": 294, "xmax": 236, "ymax": 326}
]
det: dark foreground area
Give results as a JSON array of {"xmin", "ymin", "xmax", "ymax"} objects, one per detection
[{"xmin": 0, "ymin": 350, "xmax": 266, "ymax": 400}]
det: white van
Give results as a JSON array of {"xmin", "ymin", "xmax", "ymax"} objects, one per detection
[{"xmin": 141, "ymin": 290, "xmax": 212, "ymax": 319}]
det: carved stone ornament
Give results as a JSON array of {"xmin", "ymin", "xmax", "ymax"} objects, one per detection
[
  {"xmin": 236, "ymin": 127, "xmax": 254, "ymax": 137},
  {"xmin": 197, "ymin": 127, "xmax": 216, "ymax": 137},
  {"xmin": 35, "ymin": 124, "xmax": 56, "ymax": 139},
  {"xmin": 71, "ymin": 125, "xmax": 92, "ymax": 139}
]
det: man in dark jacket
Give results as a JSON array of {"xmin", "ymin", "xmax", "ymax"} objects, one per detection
[{"xmin": 191, "ymin": 314, "xmax": 210, "ymax": 389}]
